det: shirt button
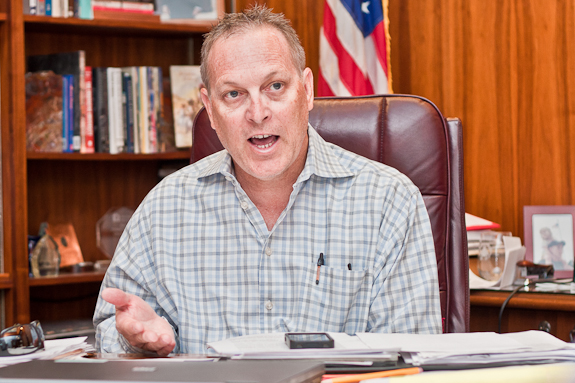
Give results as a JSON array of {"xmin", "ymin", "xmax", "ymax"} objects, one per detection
[
  {"xmin": 265, "ymin": 300, "xmax": 273, "ymax": 310},
  {"xmin": 241, "ymin": 201, "xmax": 249, "ymax": 210},
  {"xmin": 265, "ymin": 247, "xmax": 272, "ymax": 256}
]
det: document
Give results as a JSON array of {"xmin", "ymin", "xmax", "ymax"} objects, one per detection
[
  {"xmin": 207, "ymin": 332, "xmax": 398, "ymax": 360},
  {"xmin": 0, "ymin": 336, "xmax": 94, "ymax": 368}
]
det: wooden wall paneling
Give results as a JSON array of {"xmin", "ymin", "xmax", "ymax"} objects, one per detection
[
  {"xmin": 387, "ymin": 0, "xmax": 575, "ymax": 240},
  {"xmin": 30, "ymin": 283, "xmax": 101, "ymax": 322}
]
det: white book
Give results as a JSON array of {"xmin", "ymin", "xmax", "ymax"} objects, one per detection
[
  {"xmin": 107, "ymin": 68, "xmax": 124, "ymax": 154},
  {"xmin": 51, "ymin": 0, "xmax": 61, "ymax": 17}
]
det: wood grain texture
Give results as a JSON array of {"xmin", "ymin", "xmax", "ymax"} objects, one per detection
[{"xmin": 387, "ymin": 0, "xmax": 575, "ymax": 240}]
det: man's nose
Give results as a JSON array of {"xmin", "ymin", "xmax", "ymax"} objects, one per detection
[{"xmin": 246, "ymin": 95, "xmax": 270, "ymax": 124}]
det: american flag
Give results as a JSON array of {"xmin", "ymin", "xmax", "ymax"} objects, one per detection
[{"xmin": 318, "ymin": 0, "xmax": 392, "ymax": 96}]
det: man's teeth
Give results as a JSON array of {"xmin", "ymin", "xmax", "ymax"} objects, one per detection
[
  {"xmin": 253, "ymin": 134, "xmax": 271, "ymax": 139},
  {"xmin": 256, "ymin": 142, "xmax": 273, "ymax": 149}
]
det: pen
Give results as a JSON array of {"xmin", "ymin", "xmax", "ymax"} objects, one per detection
[
  {"xmin": 322, "ymin": 367, "xmax": 422, "ymax": 383},
  {"xmin": 348, "ymin": 263, "xmax": 352, "ymax": 270},
  {"xmin": 316, "ymin": 252, "xmax": 324, "ymax": 285}
]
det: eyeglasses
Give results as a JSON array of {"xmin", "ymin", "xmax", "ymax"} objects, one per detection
[{"xmin": 0, "ymin": 320, "xmax": 45, "ymax": 356}]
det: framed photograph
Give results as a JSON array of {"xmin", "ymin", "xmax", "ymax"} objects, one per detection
[
  {"xmin": 524, "ymin": 205, "xmax": 575, "ymax": 279},
  {"xmin": 156, "ymin": 0, "xmax": 225, "ymax": 24}
]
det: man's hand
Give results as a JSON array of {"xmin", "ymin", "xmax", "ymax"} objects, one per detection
[{"xmin": 102, "ymin": 288, "xmax": 176, "ymax": 356}]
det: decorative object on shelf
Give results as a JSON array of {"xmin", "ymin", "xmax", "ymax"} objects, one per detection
[
  {"xmin": 96, "ymin": 207, "xmax": 135, "ymax": 259},
  {"xmin": 169, "ymin": 65, "xmax": 203, "ymax": 148},
  {"xmin": 156, "ymin": 0, "xmax": 223, "ymax": 24},
  {"xmin": 45, "ymin": 223, "xmax": 84, "ymax": 268},
  {"xmin": 30, "ymin": 233, "xmax": 61, "ymax": 278},
  {"xmin": 524, "ymin": 205, "xmax": 575, "ymax": 280},
  {"xmin": 25, "ymin": 71, "xmax": 64, "ymax": 153}
]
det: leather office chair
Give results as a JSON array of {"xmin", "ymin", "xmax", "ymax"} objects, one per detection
[{"xmin": 190, "ymin": 94, "xmax": 470, "ymax": 333}]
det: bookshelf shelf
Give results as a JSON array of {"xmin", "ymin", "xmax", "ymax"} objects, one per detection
[
  {"xmin": 23, "ymin": 15, "xmax": 214, "ymax": 35},
  {"xmin": 0, "ymin": 13, "xmax": 7, "ymax": 22},
  {"xmin": 29, "ymin": 271, "xmax": 106, "ymax": 287},
  {"xmin": 27, "ymin": 150, "xmax": 191, "ymax": 161}
]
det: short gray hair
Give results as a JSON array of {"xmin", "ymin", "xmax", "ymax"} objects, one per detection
[{"xmin": 200, "ymin": 5, "xmax": 306, "ymax": 93}]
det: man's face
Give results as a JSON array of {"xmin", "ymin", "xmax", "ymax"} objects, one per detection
[{"xmin": 200, "ymin": 27, "xmax": 314, "ymax": 183}]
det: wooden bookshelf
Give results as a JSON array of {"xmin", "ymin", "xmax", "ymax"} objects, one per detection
[
  {"xmin": 27, "ymin": 150, "xmax": 191, "ymax": 161},
  {"xmin": 29, "ymin": 271, "xmax": 106, "ymax": 287},
  {"xmin": 2, "ymin": 2, "xmax": 211, "ymax": 325}
]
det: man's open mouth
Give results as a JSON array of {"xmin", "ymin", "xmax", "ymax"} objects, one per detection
[{"xmin": 249, "ymin": 134, "xmax": 278, "ymax": 149}]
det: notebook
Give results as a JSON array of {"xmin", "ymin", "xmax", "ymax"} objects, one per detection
[{"xmin": 0, "ymin": 359, "xmax": 324, "ymax": 383}]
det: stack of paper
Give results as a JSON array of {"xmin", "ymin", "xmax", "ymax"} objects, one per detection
[
  {"xmin": 208, "ymin": 331, "xmax": 575, "ymax": 368},
  {"xmin": 354, "ymin": 331, "xmax": 575, "ymax": 366},
  {"xmin": 207, "ymin": 332, "xmax": 397, "ymax": 361},
  {"xmin": 0, "ymin": 336, "xmax": 94, "ymax": 368}
]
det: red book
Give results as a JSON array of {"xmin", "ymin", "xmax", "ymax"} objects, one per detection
[{"xmin": 82, "ymin": 66, "xmax": 95, "ymax": 153}]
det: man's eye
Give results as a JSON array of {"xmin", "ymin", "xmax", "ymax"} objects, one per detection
[
  {"xmin": 227, "ymin": 90, "xmax": 239, "ymax": 98},
  {"xmin": 271, "ymin": 82, "xmax": 282, "ymax": 90}
]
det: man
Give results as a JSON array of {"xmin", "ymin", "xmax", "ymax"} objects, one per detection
[{"xmin": 94, "ymin": 5, "xmax": 441, "ymax": 356}]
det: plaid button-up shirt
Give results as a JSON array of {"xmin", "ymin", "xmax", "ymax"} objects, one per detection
[{"xmin": 94, "ymin": 125, "xmax": 441, "ymax": 354}]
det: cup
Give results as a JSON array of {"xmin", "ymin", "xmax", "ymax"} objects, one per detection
[{"xmin": 477, "ymin": 231, "xmax": 512, "ymax": 281}]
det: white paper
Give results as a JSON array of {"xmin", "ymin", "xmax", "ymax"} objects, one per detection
[{"xmin": 0, "ymin": 336, "xmax": 93, "ymax": 368}]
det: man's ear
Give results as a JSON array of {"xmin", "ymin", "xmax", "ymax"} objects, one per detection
[
  {"xmin": 200, "ymin": 86, "xmax": 215, "ymax": 130},
  {"xmin": 303, "ymin": 67, "xmax": 314, "ymax": 111}
]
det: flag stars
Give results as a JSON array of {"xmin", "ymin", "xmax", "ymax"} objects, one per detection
[{"xmin": 361, "ymin": 1, "xmax": 370, "ymax": 14}]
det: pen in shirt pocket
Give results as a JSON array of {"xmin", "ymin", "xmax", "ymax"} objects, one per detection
[{"xmin": 315, "ymin": 253, "xmax": 324, "ymax": 285}]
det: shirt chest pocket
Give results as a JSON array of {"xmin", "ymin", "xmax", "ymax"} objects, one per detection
[{"xmin": 297, "ymin": 262, "xmax": 372, "ymax": 333}]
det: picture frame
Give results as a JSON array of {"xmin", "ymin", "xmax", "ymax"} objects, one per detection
[
  {"xmin": 524, "ymin": 205, "xmax": 575, "ymax": 279},
  {"xmin": 155, "ymin": 0, "xmax": 225, "ymax": 25}
]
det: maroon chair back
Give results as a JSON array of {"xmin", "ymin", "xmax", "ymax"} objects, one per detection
[{"xmin": 191, "ymin": 94, "xmax": 469, "ymax": 333}]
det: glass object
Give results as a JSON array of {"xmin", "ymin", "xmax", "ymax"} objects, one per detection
[
  {"xmin": 29, "ymin": 235, "xmax": 61, "ymax": 277},
  {"xmin": 0, "ymin": 320, "xmax": 45, "ymax": 356},
  {"xmin": 477, "ymin": 231, "xmax": 512, "ymax": 281},
  {"xmin": 96, "ymin": 207, "xmax": 135, "ymax": 259}
]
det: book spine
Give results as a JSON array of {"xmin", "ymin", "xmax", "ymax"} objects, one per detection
[
  {"xmin": 79, "ymin": 0, "xmax": 93, "ymax": 19},
  {"xmin": 153, "ymin": 66, "xmax": 162, "ymax": 152},
  {"xmin": 122, "ymin": 72, "xmax": 134, "ymax": 153},
  {"xmin": 106, "ymin": 68, "xmax": 117, "ymax": 154},
  {"xmin": 62, "ymin": 75, "xmax": 69, "ymax": 151},
  {"xmin": 93, "ymin": 68, "xmax": 109, "ymax": 153},
  {"xmin": 67, "ymin": 75, "xmax": 75, "ymax": 152},
  {"xmin": 45, "ymin": 0, "xmax": 52, "ymax": 15},
  {"xmin": 37, "ymin": 0, "xmax": 45, "ymax": 15},
  {"xmin": 138, "ymin": 66, "xmax": 149, "ymax": 154},
  {"xmin": 51, "ymin": 0, "xmax": 61, "ymax": 16},
  {"xmin": 82, "ymin": 66, "xmax": 95, "ymax": 153},
  {"xmin": 61, "ymin": 0, "xmax": 69, "ymax": 17},
  {"xmin": 130, "ymin": 67, "xmax": 140, "ymax": 154},
  {"xmin": 24, "ymin": 0, "xmax": 31, "ymax": 15},
  {"xmin": 147, "ymin": 66, "xmax": 157, "ymax": 153}
]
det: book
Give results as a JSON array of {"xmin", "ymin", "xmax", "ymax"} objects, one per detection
[
  {"xmin": 137, "ymin": 67, "xmax": 149, "ymax": 153},
  {"xmin": 122, "ymin": 67, "xmax": 140, "ymax": 153},
  {"xmin": 92, "ymin": 67, "xmax": 110, "ymax": 153},
  {"xmin": 79, "ymin": 0, "xmax": 94, "ymax": 19},
  {"xmin": 27, "ymin": 51, "xmax": 86, "ymax": 152},
  {"xmin": 25, "ymin": 71, "xmax": 63, "ymax": 153},
  {"xmin": 24, "ymin": 0, "xmax": 31, "ymax": 15},
  {"xmin": 107, "ymin": 67, "xmax": 125, "ymax": 154},
  {"xmin": 82, "ymin": 66, "xmax": 95, "ymax": 153},
  {"xmin": 169, "ymin": 65, "xmax": 203, "ymax": 148},
  {"xmin": 157, "ymin": 75, "xmax": 177, "ymax": 153},
  {"xmin": 63, "ymin": 74, "xmax": 75, "ymax": 153},
  {"xmin": 122, "ymin": 71, "xmax": 134, "ymax": 153}
]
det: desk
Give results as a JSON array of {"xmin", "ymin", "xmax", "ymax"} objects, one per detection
[{"xmin": 470, "ymin": 289, "xmax": 575, "ymax": 341}]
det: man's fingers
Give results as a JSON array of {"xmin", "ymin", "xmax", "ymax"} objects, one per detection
[{"xmin": 102, "ymin": 288, "xmax": 131, "ymax": 308}]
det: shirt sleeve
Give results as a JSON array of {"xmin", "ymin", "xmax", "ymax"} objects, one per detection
[
  {"xmin": 92, "ymin": 205, "xmax": 181, "ymax": 354},
  {"xmin": 367, "ymin": 187, "xmax": 442, "ymax": 334}
]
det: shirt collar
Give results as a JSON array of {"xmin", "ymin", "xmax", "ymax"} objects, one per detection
[{"xmin": 198, "ymin": 124, "xmax": 355, "ymax": 181}]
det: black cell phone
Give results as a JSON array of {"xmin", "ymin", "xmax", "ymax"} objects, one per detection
[{"xmin": 285, "ymin": 332, "xmax": 334, "ymax": 349}]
